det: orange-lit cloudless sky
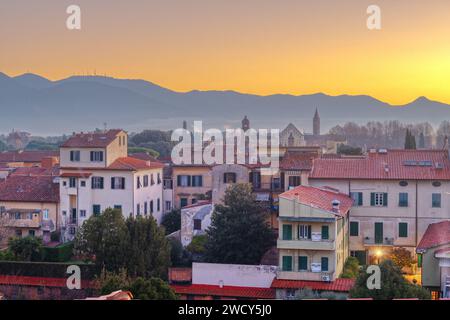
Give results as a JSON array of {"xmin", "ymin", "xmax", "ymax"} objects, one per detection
[{"xmin": 1, "ymin": 0, "xmax": 450, "ymax": 104}]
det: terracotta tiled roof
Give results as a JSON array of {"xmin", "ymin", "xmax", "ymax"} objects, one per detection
[
  {"xmin": 169, "ymin": 268, "xmax": 193, "ymax": 283},
  {"xmin": 271, "ymin": 278, "xmax": 355, "ymax": 292},
  {"xmin": 10, "ymin": 165, "xmax": 60, "ymax": 177},
  {"xmin": 59, "ymin": 172, "xmax": 92, "ymax": 178},
  {"xmin": 280, "ymin": 151, "xmax": 316, "ymax": 171},
  {"xmin": 181, "ymin": 200, "xmax": 212, "ymax": 210},
  {"xmin": 0, "ymin": 176, "xmax": 59, "ymax": 203},
  {"xmin": 0, "ymin": 275, "xmax": 96, "ymax": 288},
  {"xmin": 280, "ymin": 185, "xmax": 353, "ymax": 215},
  {"xmin": 0, "ymin": 150, "xmax": 59, "ymax": 163},
  {"xmin": 171, "ymin": 284, "xmax": 275, "ymax": 299},
  {"xmin": 130, "ymin": 152, "xmax": 158, "ymax": 162},
  {"xmin": 417, "ymin": 221, "xmax": 450, "ymax": 251},
  {"xmin": 61, "ymin": 129, "xmax": 123, "ymax": 148},
  {"xmin": 108, "ymin": 157, "xmax": 164, "ymax": 171},
  {"xmin": 310, "ymin": 149, "xmax": 450, "ymax": 180}
]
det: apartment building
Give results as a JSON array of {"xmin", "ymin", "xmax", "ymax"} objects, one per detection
[
  {"xmin": 0, "ymin": 175, "xmax": 59, "ymax": 245},
  {"xmin": 58, "ymin": 130, "xmax": 164, "ymax": 241},
  {"xmin": 277, "ymin": 186, "xmax": 353, "ymax": 283},
  {"xmin": 308, "ymin": 149, "xmax": 450, "ymax": 264}
]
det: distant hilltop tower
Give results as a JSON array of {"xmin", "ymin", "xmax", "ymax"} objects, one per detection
[
  {"xmin": 313, "ymin": 108, "xmax": 320, "ymax": 136},
  {"xmin": 242, "ymin": 115, "xmax": 250, "ymax": 131}
]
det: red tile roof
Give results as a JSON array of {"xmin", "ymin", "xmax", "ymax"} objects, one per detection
[
  {"xmin": 60, "ymin": 172, "xmax": 92, "ymax": 178},
  {"xmin": 310, "ymin": 149, "xmax": 450, "ymax": 180},
  {"xmin": 10, "ymin": 165, "xmax": 60, "ymax": 177},
  {"xmin": 417, "ymin": 221, "xmax": 450, "ymax": 251},
  {"xmin": 61, "ymin": 129, "xmax": 123, "ymax": 148},
  {"xmin": 0, "ymin": 176, "xmax": 59, "ymax": 203},
  {"xmin": 0, "ymin": 275, "xmax": 95, "ymax": 289},
  {"xmin": 280, "ymin": 185, "xmax": 353, "ymax": 215},
  {"xmin": 108, "ymin": 157, "xmax": 164, "ymax": 171},
  {"xmin": 169, "ymin": 268, "xmax": 193, "ymax": 283},
  {"xmin": 0, "ymin": 150, "xmax": 59, "ymax": 163},
  {"xmin": 271, "ymin": 278, "xmax": 355, "ymax": 292},
  {"xmin": 280, "ymin": 151, "xmax": 316, "ymax": 171},
  {"xmin": 171, "ymin": 284, "xmax": 275, "ymax": 299},
  {"xmin": 130, "ymin": 152, "xmax": 158, "ymax": 162}
]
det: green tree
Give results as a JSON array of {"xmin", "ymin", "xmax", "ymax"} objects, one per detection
[
  {"xmin": 97, "ymin": 269, "xmax": 177, "ymax": 300},
  {"xmin": 125, "ymin": 216, "xmax": 171, "ymax": 279},
  {"xmin": 340, "ymin": 256, "xmax": 360, "ymax": 279},
  {"xmin": 337, "ymin": 144, "xmax": 363, "ymax": 155},
  {"xmin": 161, "ymin": 209, "xmax": 181, "ymax": 235},
  {"xmin": 169, "ymin": 238, "xmax": 191, "ymax": 267},
  {"xmin": 404, "ymin": 129, "xmax": 417, "ymax": 150},
  {"xmin": 186, "ymin": 235, "xmax": 208, "ymax": 261},
  {"xmin": 8, "ymin": 237, "xmax": 42, "ymax": 261},
  {"xmin": 204, "ymin": 183, "xmax": 276, "ymax": 264},
  {"xmin": 74, "ymin": 208, "xmax": 129, "ymax": 271},
  {"xmin": 349, "ymin": 260, "xmax": 430, "ymax": 300}
]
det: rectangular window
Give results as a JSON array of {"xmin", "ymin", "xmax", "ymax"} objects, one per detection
[
  {"xmin": 114, "ymin": 205, "xmax": 122, "ymax": 212},
  {"xmin": 350, "ymin": 192, "xmax": 363, "ymax": 206},
  {"xmin": 80, "ymin": 180, "xmax": 86, "ymax": 187},
  {"xmin": 90, "ymin": 151, "xmax": 104, "ymax": 162},
  {"xmin": 69, "ymin": 177, "xmax": 76, "ymax": 188},
  {"xmin": 91, "ymin": 177, "xmax": 104, "ymax": 189},
  {"xmin": 298, "ymin": 256, "xmax": 308, "ymax": 271},
  {"xmin": 136, "ymin": 204, "xmax": 140, "ymax": 216},
  {"xmin": 143, "ymin": 175, "xmax": 149, "ymax": 187},
  {"xmin": 29, "ymin": 230, "xmax": 35, "ymax": 237},
  {"xmin": 144, "ymin": 202, "xmax": 148, "ymax": 215},
  {"xmin": 70, "ymin": 150, "xmax": 80, "ymax": 162},
  {"xmin": 150, "ymin": 200, "xmax": 154, "ymax": 213},
  {"xmin": 288, "ymin": 176, "xmax": 301, "ymax": 188},
  {"xmin": 111, "ymin": 177, "xmax": 125, "ymax": 190},
  {"xmin": 80, "ymin": 210, "xmax": 86, "ymax": 218},
  {"xmin": 151, "ymin": 174, "xmax": 155, "ymax": 186},
  {"xmin": 321, "ymin": 225, "xmax": 329, "ymax": 240},
  {"xmin": 399, "ymin": 222, "xmax": 408, "ymax": 238},
  {"xmin": 194, "ymin": 219, "xmax": 202, "ymax": 230},
  {"xmin": 282, "ymin": 256, "xmax": 293, "ymax": 272},
  {"xmin": 321, "ymin": 257, "xmax": 329, "ymax": 272},
  {"xmin": 282, "ymin": 224, "xmax": 292, "ymax": 240},
  {"xmin": 298, "ymin": 225, "xmax": 312, "ymax": 239},
  {"xmin": 399, "ymin": 193, "xmax": 408, "ymax": 207},
  {"xmin": 42, "ymin": 210, "xmax": 49, "ymax": 220},
  {"xmin": 350, "ymin": 221, "xmax": 359, "ymax": 236},
  {"xmin": 136, "ymin": 176, "xmax": 141, "ymax": 189},
  {"xmin": 15, "ymin": 229, "xmax": 22, "ymax": 237},
  {"xmin": 432, "ymin": 193, "xmax": 441, "ymax": 208},
  {"xmin": 371, "ymin": 192, "xmax": 387, "ymax": 207},
  {"xmin": 180, "ymin": 198, "xmax": 188, "ymax": 207},
  {"xmin": 92, "ymin": 205, "xmax": 101, "ymax": 216},
  {"xmin": 157, "ymin": 173, "xmax": 161, "ymax": 184},
  {"xmin": 165, "ymin": 201, "xmax": 172, "ymax": 211},
  {"xmin": 223, "ymin": 172, "xmax": 237, "ymax": 184},
  {"xmin": 192, "ymin": 175, "xmax": 203, "ymax": 187},
  {"xmin": 157, "ymin": 198, "xmax": 160, "ymax": 211},
  {"xmin": 177, "ymin": 175, "xmax": 191, "ymax": 187}
]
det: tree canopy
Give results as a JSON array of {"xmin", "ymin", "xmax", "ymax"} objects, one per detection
[
  {"xmin": 161, "ymin": 209, "xmax": 181, "ymax": 235},
  {"xmin": 75, "ymin": 208, "xmax": 170, "ymax": 279},
  {"xmin": 204, "ymin": 183, "xmax": 276, "ymax": 265},
  {"xmin": 349, "ymin": 260, "xmax": 430, "ymax": 300}
]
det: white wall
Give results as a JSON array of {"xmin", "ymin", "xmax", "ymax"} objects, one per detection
[{"xmin": 192, "ymin": 263, "xmax": 277, "ymax": 288}]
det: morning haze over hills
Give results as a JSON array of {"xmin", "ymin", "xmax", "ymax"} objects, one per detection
[{"xmin": 1, "ymin": 72, "xmax": 449, "ymax": 135}]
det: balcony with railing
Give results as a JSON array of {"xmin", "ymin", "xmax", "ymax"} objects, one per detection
[{"xmin": 363, "ymin": 236, "xmax": 394, "ymax": 246}]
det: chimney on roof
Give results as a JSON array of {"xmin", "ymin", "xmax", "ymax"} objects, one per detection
[{"xmin": 331, "ymin": 199, "xmax": 340, "ymax": 213}]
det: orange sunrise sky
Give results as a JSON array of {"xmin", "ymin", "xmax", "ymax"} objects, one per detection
[{"xmin": 1, "ymin": 0, "xmax": 450, "ymax": 104}]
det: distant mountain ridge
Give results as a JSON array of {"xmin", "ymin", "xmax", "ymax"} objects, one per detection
[{"xmin": 1, "ymin": 72, "xmax": 449, "ymax": 135}]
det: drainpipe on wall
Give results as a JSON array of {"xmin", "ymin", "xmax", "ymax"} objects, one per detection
[{"xmin": 415, "ymin": 180, "xmax": 418, "ymax": 247}]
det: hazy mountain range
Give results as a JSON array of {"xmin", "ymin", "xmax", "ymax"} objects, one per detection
[{"xmin": 1, "ymin": 72, "xmax": 450, "ymax": 135}]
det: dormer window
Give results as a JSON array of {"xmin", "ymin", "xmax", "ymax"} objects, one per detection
[
  {"xmin": 70, "ymin": 150, "xmax": 80, "ymax": 162},
  {"xmin": 90, "ymin": 151, "xmax": 104, "ymax": 162}
]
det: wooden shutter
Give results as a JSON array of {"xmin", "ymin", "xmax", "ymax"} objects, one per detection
[
  {"xmin": 383, "ymin": 193, "xmax": 388, "ymax": 206},
  {"xmin": 111, "ymin": 177, "xmax": 115, "ymax": 189},
  {"xmin": 370, "ymin": 193, "xmax": 375, "ymax": 206},
  {"xmin": 299, "ymin": 256, "xmax": 308, "ymax": 271},
  {"xmin": 358, "ymin": 192, "xmax": 363, "ymax": 206},
  {"xmin": 177, "ymin": 175, "xmax": 181, "ymax": 186},
  {"xmin": 321, "ymin": 225, "xmax": 329, "ymax": 240},
  {"xmin": 282, "ymin": 256, "xmax": 292, "ymax": 271},
  {"xmin": 282, "ymin": 224, "xmax": 292, "ymax": 240},
  {"xmin": 399, "ymin": 223, "xmax": 408, "ymax": 237},
  {"xmin": 321, "ymin": 257, "xmax": 329, "ymax": 272}
]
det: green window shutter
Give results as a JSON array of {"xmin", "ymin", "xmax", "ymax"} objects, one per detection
[
  {"xmin": 358, "ymin": 192, "xmax": 363, "ymax": 206},
  {"xmin": 383, "ymin": 193, "xmax": 388, "ymax": 207},
  {"xmin": 350, "ymin": 221, "xmax": 359, "ymax": 236},
  {"xmin": 399, "ymin": 222, "xmax": 408, "ymax": 237},
  {"xmin": 282, "ymin": 256, "xmax": 292, "ymax": 271},
  {"xmin": 370, "ymin": 193, "xmax": 375, "ymax": 206},
  {"xmin": 298, "ymin": 256, "xmax": 308, "ymax": 271},
  {"xmin": 399, "ymin": 193, "xmax": 408, "ymax": 207},
  {"xmin": 417, "ymin": 254, "xmax": 422, "ymax": 268},
  {"xmin": 282, "ymin": 224, "xmax": 292, "ymax": 240},
  {"xmin": 321, "ymin": 225, "xmax": 329, "ymax": 240},
  {"xmin": 321, "ymin": 257, "xmax": 329, "ymax": 272}
]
